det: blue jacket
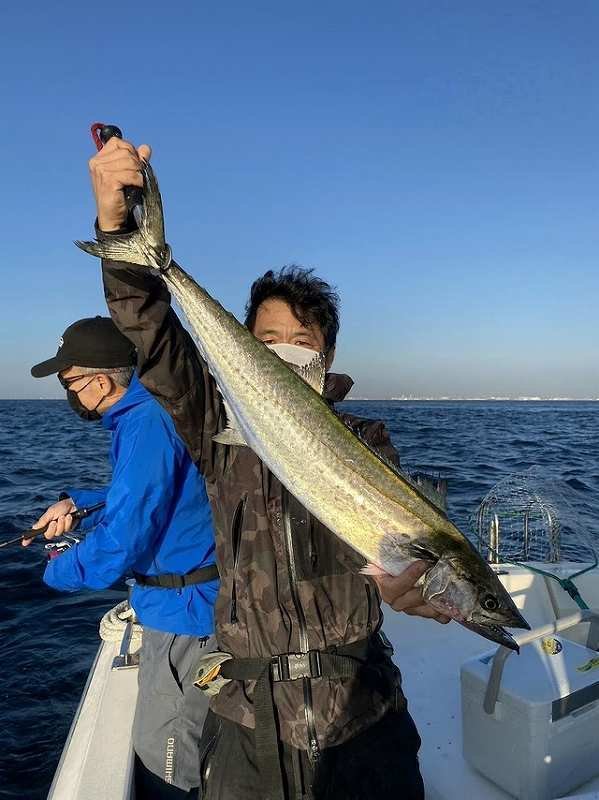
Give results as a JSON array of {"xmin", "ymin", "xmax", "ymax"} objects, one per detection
[{"xmin": 44, "ymin": 373, "xmax": 218, "ymax": 636}]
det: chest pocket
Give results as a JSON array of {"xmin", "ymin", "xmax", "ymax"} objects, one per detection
[{"xmin": 229, "ymin": 494, "xmax": 247, "ymax": 623}]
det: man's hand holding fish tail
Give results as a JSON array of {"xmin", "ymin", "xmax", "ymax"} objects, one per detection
[{"xmin": 89, "ymin": 137, "xmax": 151, "ymax": 231}]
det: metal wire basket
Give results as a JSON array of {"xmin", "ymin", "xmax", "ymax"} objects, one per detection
[{"xmin": 472, "ymin": 467, "xmax": 596, "ymax": 565}]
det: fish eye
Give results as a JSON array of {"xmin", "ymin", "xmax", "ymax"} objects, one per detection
[{"xmin": 481, "ymin": 594, "xmax": 499, "ymax": 612}]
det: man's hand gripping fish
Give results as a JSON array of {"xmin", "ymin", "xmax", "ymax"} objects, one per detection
[{"xmin": 76, "ymin": 158, "xmax": 530, "ymax": 651}]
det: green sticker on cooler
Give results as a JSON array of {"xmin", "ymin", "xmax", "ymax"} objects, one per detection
[{"xmin": 576, "ymin": 656, "xmax": 599, "ymax": 673}]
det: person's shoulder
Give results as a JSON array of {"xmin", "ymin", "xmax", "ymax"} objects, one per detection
[
  {"xmin": 338, "ymin": 410, "xmax": 387, "ymax": 444},
  {"xmin": 338, "ymin": 411, "xmax": 400, "ymax": 465},
  {"xmin": 124, "ymin": 396, "xmax": 182, "ymax": 446}
]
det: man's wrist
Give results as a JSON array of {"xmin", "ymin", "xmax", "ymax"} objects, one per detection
[{"xmin": 95, "ymin": 213, "xmax": 137, "ymax": 237}]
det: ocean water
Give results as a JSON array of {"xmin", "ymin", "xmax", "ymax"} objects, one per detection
[{"xmin": 0, "ymin": 399, "xmax": 597, "ymax": 798}]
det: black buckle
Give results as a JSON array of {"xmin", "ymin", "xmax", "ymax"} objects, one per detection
[{"xmin": 271, "ymin": 651, "xmax": 322, "ymax": 682}]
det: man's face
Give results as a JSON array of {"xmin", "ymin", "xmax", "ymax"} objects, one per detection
[
  {"xmin": 59, "ymin": 366, "xmax": 104, "ymax": 411},
  {"xmin": 252, "ymin": 298, "xmax": 326, "ymax": 353}
]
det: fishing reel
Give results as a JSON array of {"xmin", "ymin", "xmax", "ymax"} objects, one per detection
[{"xmin": 45, "ymin": 533, "xmax": 83, "ymax": 561}]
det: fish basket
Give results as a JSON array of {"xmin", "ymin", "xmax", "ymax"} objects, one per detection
[{"xmin": 472, "ymin": 468, "xmax": 597, "ymax": 565}]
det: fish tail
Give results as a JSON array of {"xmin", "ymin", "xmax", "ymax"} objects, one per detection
[
  {"xmin": 75, "ymin": 160, "xmax": 167, "ymax": 269},
  {"xmin": 74, "ymin": 233, "xmax": 150, "ymax": 267}
]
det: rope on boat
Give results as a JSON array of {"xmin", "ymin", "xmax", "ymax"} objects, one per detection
[
  {"xmin": 516, "ymin": 562, "xmax": 593, "ymax": 610},
  {"xmin": 99, "ymin": 600, "xmax": 143, "ymax": 651}
]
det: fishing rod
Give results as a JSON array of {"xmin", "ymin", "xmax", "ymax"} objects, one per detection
[
  {"xmin": 91, "ymin": 122, "xmax": 142, "ymax": 221},
  {"xmin": 0, "ymin": 501, "xmax": 106, "ymax": 549}
]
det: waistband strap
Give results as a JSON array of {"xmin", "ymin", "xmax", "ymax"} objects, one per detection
[
  {"xmin": 220, "ymin": 636, "xmax": 387, "ymax": 800},
  {"xmin": 133, "ymin": 563, "xmax": 219, "ymax": 589}
]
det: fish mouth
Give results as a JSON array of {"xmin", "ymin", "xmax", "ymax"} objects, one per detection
[
  {"xmin": 508, "ymin": 609, "xmax": 531, "ymax": 631},
  {"xmin": 460, "ymin": 621, "xmax": 522, "ymax": 652}
]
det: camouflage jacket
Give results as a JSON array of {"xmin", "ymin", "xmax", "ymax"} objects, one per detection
[{"xmin": 102, "ymin": 261, "xmax": 406, "ymax": 751}]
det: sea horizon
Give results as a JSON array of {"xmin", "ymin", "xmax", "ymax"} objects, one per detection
[
  {"xmin": 346, "ymin": 396, "xmax": 599, "ymax": 402},
  {"xmin": 2, "ymin": 396, "xmax": 599, "ymax": 403}
]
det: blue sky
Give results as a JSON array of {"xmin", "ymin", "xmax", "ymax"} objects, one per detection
[{"xmin": 1, "ymin": 1, "xmax": 597, "ymax": 398}]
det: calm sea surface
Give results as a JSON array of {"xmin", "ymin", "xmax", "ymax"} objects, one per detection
[{"xmin": 0, "ymin": 399, "xmax": 597, "ymax": 798}]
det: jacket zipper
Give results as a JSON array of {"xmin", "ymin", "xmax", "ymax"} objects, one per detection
[
  {"xmin": 365, "ymin": 582, "xmax": 373, "ymax": 636},
  {"xmin": 200, "ymin": 718, "xmax": 222, "ymax": 793},
  {"xmin": 308, "ymin": 513, "xmax": 318, "ymax": 571},
  {"xmin": 282, "ymin": 489, "xmax": 321, "ymax": 764},
  {"xmin": 230, "ymin": 495, "xmax": 247, "ymax": 623}
]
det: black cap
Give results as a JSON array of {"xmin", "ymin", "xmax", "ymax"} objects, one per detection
[{"xmin": 31, "ymin": 317, "xmax": 136, "ymax": 378}]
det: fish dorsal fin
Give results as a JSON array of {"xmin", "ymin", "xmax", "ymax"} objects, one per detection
[{"xmin": 344, "ymin": 419, "xmax": 448, "ymax": 516}]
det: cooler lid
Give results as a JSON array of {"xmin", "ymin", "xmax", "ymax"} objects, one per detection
[{"xmin": 472, "ymin": 637, "xmax": 599, "ymax": 715}]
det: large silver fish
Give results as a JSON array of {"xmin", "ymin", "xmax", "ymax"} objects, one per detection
[{"xmin": 76, "ymin": 161, "xmax": 530, "ymax": 651}]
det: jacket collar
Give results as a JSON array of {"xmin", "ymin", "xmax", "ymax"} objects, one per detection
[
  {"xmin": 101, "ymin": 373, "xmax": 151, "ymax": 431},
  {"xmin": 324, "ymin": 373, "xmax": 354, "ymax": 403}
]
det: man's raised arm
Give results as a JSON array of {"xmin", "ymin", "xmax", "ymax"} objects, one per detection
[{"xmin": 89, "ymin": 137, "xmax": 221, "ymax": 473}]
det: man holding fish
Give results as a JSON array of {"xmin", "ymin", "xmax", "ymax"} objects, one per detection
[{"xmin": 82, "ymin": 133, "xmax": 527, "ymax": 800}]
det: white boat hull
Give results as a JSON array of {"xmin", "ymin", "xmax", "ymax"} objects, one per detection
[{"xmin": 48, "ymin": 639, "xmax": 138, "ymax": 800}]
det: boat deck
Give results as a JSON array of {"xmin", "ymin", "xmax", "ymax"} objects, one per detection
[{"xmin": 49, "ymin": 563, "xmax": 599, "ymax": 799}]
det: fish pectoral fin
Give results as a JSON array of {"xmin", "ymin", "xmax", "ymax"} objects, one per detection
[
  {"xmin": 212, "ymin": 426, "xmax": 247, "ymax": 446},
  {"xmin": 407, "ymin": 542, "xmax": 438, "ymax": 562}
]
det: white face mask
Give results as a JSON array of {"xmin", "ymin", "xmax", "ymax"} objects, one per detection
[
  {"xmin": 265, "ymin": 342, "xmax": 321, "ymax": 367},
  {"xmin": 265, "ymin": 343, "xmax": 326, "ymax": 395}
]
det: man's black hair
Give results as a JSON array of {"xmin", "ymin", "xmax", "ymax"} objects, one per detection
[{"xmin": 244, "ymin": 265, "xmax": 340, "ymax": 352}]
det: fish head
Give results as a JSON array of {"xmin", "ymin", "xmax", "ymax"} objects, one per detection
[{"xmin": 417, "ymin": 538, "xmax": 530, "ymax": 651}]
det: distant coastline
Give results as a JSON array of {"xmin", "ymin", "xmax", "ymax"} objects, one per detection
[
  {"xmin": 345, "ymin": 396, "xmax": 599, "ymax": 402},
  {"xmin": 2, "ymin": 396, "xmax": 599, "ymax": 403}
]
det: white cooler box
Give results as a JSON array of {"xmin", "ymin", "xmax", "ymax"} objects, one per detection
[{"xmin": 461, "ymin": 613, "xmax": 599, "ymax": 800}]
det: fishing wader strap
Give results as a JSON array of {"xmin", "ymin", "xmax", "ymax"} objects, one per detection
[
  {"xmin": 133, "ymin": 563, "xmax": 219, "ymax": 589},
  {"xmin": 219, "ymin": 636, "xmax": 385, "ymax": 800}
]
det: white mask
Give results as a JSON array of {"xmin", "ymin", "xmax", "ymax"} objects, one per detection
[{"xmin": 265, "ymin": 342, "xmax": 321, "ymax": 368}]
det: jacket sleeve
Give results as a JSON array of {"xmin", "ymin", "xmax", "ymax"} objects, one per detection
[
  {"xmin": 101, "ymin": 255, "xmax": 222, "ymax": 478},
  {"xmin": 43, "ymin": 417, "xmax": 181, "ymax": 592},
  {"xmin": 65, "ymin": 488, "xmax": 107, "ymax": 532}
]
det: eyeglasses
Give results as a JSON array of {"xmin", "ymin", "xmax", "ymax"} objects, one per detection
[{"xmin": 57, "ymin": 374, "xmax": 95, "ymax": 390}]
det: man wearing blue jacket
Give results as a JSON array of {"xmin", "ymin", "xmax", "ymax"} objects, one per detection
[{"xmin": 27, "ymin": 315, "xmax": 218, "ymax": 799}]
